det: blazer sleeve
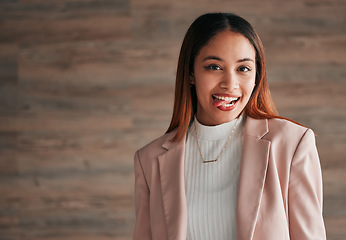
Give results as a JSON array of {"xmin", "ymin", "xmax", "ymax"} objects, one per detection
[
  {"xmin": 133, "ymin": 150, "xmax": 152, "ymax": 239},
  {"xmin": 288, "ymin": 128, "xmax": 326, "ymax": 239}
]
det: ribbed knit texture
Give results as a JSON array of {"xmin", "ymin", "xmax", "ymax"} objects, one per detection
[{"xmin": 184, "ymin": 115, "xmax": 245, "ymax": 240}]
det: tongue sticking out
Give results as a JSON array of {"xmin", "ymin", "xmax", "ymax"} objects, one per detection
[{"xmin": 213, "ymin": 98, "xmax": 229, "ymax": 107}]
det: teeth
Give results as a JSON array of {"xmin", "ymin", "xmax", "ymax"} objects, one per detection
[
  {"xmin": 213, "ymin": 95, "xmax": 239, "ymax": 102},
  {"xmin": 222, "ymin": 103, "xmax": 235, "ymax": 107}
]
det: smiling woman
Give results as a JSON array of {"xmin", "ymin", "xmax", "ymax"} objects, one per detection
[
  {"xmin": 133, "ymin": 13, "xmax": 326, "ymax": 240},
  {"xmin": 191, "ymin": 31, "xmax": 256, "ymax": 126}
]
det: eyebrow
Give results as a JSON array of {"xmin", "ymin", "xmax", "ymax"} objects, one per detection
[
  {"xmin": 202, "ymin": 56, "xmax": 254, "ymax": 63},
  {"xmin": 202, "ymin": 56, "xmax": 223, "ymax": 61},
  {"xmin": 237, "ymin": 58, "xmax": 254, "ymax": 63}
]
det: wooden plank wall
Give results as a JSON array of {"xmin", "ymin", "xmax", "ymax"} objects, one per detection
[{"xmin": 0, "ymin": 0, "xmax": 345, "ymax": 239}]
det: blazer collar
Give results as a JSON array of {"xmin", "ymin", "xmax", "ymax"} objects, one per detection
[
  {"xmin": 158, "ymin": 130, "xmax": 187, "ymax": 240},
  {"xmin": 158, "ymin": 117, "xmax": 270, "ymax": 240},
  {"xmin": 243, "ymin": 116, "xmax": 269, "ymax": 138},
  {"xmin": 237, "ymin": 117, "xmax": 271, "ymax": 240}
]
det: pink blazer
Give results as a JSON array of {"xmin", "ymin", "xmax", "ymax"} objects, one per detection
[{"xmin": 134, "ymin": 117, "xmax": 326, "ymax": 240}]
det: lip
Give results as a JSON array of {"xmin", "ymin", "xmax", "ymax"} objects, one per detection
[{"xmin": 212, "ymin": 93, "xmax": 240, "ymax": 99}]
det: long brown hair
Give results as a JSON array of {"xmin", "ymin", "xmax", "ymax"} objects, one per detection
[{"xmin": 167, "ymin": 13, "xmax": 288, "ymax": 142}]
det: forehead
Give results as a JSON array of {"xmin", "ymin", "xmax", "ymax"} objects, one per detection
[{"xmin": 197, "ymin": 30, "xmax": 256, "ymax": 60}]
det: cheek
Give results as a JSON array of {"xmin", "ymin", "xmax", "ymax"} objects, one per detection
[
  {"xmin": 195, "ymin": 76, "xmax": 212, "ymax": 94},
  {"xmin": 242, "ymin": 80, "xmax": 256, "ymax": 95},
  {"xmin": 195, "ymin": 85, "xmax": 210, "ymax": 103}
]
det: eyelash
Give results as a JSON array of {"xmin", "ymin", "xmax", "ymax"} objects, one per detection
[
  {"xmin": 204, "ymin": 64, "xmax": 222, "ymax": 71},
  {"xmin": 204, "ymin": 64, "xmax": 252, "ymax": 72},
  {"xmin": 238, "ymin": 66, "xmax": 252, "ymax": 72}
]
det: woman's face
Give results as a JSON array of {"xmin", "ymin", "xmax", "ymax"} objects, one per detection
[{"xmin": 192, "ymin": 30, "xmax": 256, "ymax": 126}]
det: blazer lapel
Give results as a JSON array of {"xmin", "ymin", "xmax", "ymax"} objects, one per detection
[
  {"xmin": 237, "ymin": 117, "xmax": 271, "ymax": 240},
  {"xmin": 158, "ymin": 132, "xmax": 187, "ymax": 240}
]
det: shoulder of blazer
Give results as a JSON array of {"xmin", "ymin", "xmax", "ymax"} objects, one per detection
[
  {"xmin": 245, "ymin": 117, "xmax": 309, "ymax": 139},
  {"xmin": 265, "ymin": 118, "xmax": 310, "ymax": 141},
  {"xmin": 136, "ymin": 128, "xmax": 181, "ymax": 162},
  {"xmin": 244, "ymin": 117, "xmax": 313, "ymax": 153},
  {"xmin": 258, "ymin": 118, "xmax": 315, "ymax": 160}
]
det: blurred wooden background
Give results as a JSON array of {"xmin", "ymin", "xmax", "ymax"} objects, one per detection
[{"xmin": 0, "ymin": 0, "xmax": 345, "ymax": 239}]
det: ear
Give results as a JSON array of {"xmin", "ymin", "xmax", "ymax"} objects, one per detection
[{"xmin": 189, "ymin": 73, "xmax": 195, "ymax": 85}]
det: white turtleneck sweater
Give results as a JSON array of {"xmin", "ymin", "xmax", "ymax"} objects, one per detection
[{"xmin": 184, "ymin": 115, "xmax": 245, "ymax": 240}]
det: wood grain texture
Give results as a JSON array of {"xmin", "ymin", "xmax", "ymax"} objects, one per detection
[{"xmin": 0, "ymin": 0, "xmax": 345, "ymax": 239}]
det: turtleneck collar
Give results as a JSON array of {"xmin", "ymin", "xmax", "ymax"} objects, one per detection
[{"xmin": 189, "ymin": 115, "xmax": 245, "ymax": 141}]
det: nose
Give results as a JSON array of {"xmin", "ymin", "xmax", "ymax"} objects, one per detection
[{"xmin": 219, "ymin": 71, "xmax": 239, "ymax": 90}]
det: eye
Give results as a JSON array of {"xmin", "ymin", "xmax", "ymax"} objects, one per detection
[
  {"xmin": 204, "ymin": 64, "xmax": 222, "ymax": 71},
  {"xmin": 238, "ymin": 66, "xmax": 252, "ymax": 72}
]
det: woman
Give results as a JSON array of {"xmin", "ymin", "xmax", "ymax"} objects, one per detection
[{"xmin": 134, "ymin": 13, "xmax": 326, "ymax": 240}]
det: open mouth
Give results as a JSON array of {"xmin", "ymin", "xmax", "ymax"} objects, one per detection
[{"xmin": 212, "ymin": 94, "xmax": 240, "ymax": 107}]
